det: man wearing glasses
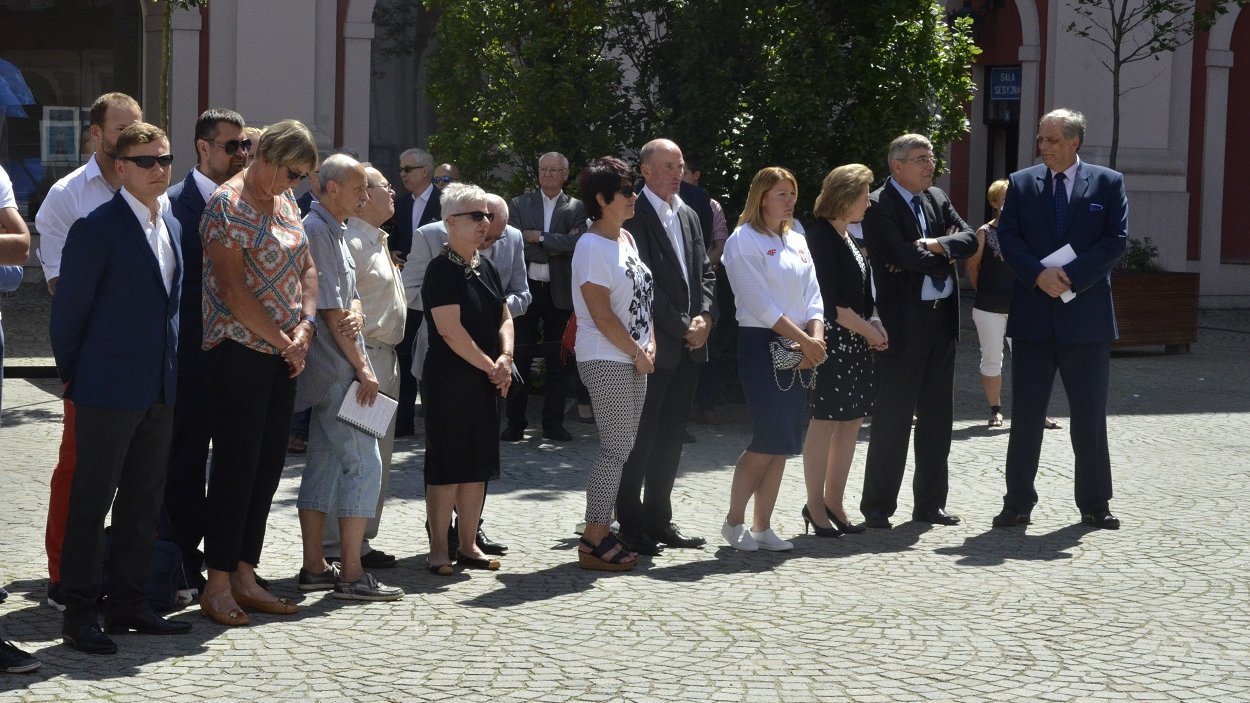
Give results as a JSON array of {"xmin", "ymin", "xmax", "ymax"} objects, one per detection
[
  {"xmin": 433, "ymin": 162, "xmax": 460, "ymax": 188},
  {"xmin": 160, "ymin": 108, "xmax": 247, "ymax": 594},
  {"xmin": 51, "ymin": 122, "xmax": 191, "ymax": 653},
  {"xmin": 859, "ymin": 133, "xmax": 976, "ymax": 530},
  {"xmin": 504, "ymin": 152, "xmax": 587, "ymax": 442},
  {"xmin": 391, "ymin": 147, "xmax": 441, "ymax": 436}
]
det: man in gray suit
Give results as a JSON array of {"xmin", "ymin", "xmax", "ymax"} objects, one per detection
[{"xmin": 504, "ymin": 152, "xmax": 587, "ymax": 442}]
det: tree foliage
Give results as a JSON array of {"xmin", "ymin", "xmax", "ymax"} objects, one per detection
[
  {"xmin": 422, "ymin": 0, "xmax": 978, "ymax": 215},
  {"xmin": 1064, "ymin": 0, "xmax": 1245, "ymax": 169}
]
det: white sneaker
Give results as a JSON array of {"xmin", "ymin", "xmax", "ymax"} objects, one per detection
[
  {"xmin": 749, "ymin": 528, "xmax": 794, "ymax": 552},
  {"xmin": 722, "ymin": 521, "xmax": 759, "ymax": 551}
]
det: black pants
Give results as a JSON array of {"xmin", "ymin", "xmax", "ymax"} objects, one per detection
[
  {"xmin": 506, "ymin": 280, "xmax": 571, "ymax": 431},
  {"xmin": 60, "ymin": 402, "xmax": 173, "ymax": 616},
  {"xmin": 396, "ymin": 310, "xmax": 424, "ymax": 431},
  {"xmin": 860, "ymin": 304, "xmax": 956, "ymax": 519},
  {"xmin": 1004, "ymin": 339, "xmax": 1113, "ymax": 513},
  {"xmin": 158, "ymin": 374, "xmax": 212, "ymax": 581},
  {"xmin": 203, "ymin": 342, "xmax": 295, "ymax": 572},
  {"xmin": 616, "ymin": 353, "xmax": 699, "ymax": 536}
]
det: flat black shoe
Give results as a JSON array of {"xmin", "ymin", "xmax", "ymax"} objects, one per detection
[
  {"xmin": 912, "ymin": 508, "xmax": 961, "ymax": 526},
  {"xmin": 825, "ymin": 507, "xmax": 866, "ymax": 534},
  {"xmin": 476, "ymin": 528, "xmax": 508, "ymax": 555},
  {"xmin": 648, "ymin": 523, "xmax": 707, "ymax": 548},
  {"xmin": 863, "ymin": 513, "xmax": 893, "ymax": 529},
  {"xmin": 543, "ymin": 425, "xmax": 573, "ymax": 442},
  {"xmin": 992, "ymin": 508, "xmax": 1031, "ymax": 528},
  {"xmin": 617, "ymin": 532, "xmax": 663, "ymax": 556},
  {"xmin": 455, "ymin": 551, "xmax": 501, "ymax": 570},
  {"xmin": 63, "ymin": 621, "xmax": 117, "ymax": 655},
  {"xmin": 1081, "ymin": 509, "xmax": 1120, "ymax": 530},
  {"xmin": 104, "ymin": 609, "xmax": 193, "ymax": 635},
  {"xmin": 500, "ymin": 425, "xmax": 526, "ymax": 441},
  {"xmin": 360, "ymin": 549, "xmax": 398, "ymax": 569}
]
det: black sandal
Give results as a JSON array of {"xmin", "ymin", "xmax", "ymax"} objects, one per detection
[
  {"xmin": 988, "ymin": 405, "xmax": 1004, "ymax": 428},
  {"xmin": 577, "ymin": 534, "xmax": 636, "ymax": 571}
]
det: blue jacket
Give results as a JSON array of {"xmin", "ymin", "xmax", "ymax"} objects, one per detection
[
  {"xmin": 166, "ymin": 170, "xmax": 208, "ymax": 376},
  {"xmin": 50, "ymin": 191, "xmax": 183, "ymax": 410},
  {"xmin": 996, "ymin": 160, "xmax": 1128, "ymax": 344}
]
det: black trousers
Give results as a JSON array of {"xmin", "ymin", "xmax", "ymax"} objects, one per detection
[
  {"xmin": 158, "ymin": 373, "xmax": 212, "ymax": 580},
  {"xmin": 60, "ymin": 402, "xmax": 173, "ymax": 616},
  {"xmin": 506, "ymin": 280, "xmax": 571, "ymax": 431},
  {"xmin": 1004, "ymin": 339, "xmax": 1113, "ymax": 513},
  {"xmin": 616, "ymin": 353, "xmax": 699, "ymax": 535},
  {"xmin": 396, "ymin": 310, "xmax": 424, "ymax": 431},
  {"xmin": 203, "ymin": 342, "xmax": 295, "ymax": 572},
  {"xmin": 860, "ymin": 303, "xmax": 956, "ymax": 519}
]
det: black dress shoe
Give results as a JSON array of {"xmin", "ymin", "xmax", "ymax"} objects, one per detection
[
  {"xmin": 617, "ymin": 532, "xmax": 663, "ymax": 556},
  {"xmin": 648, "ymin": 523, "xmax": 706, "ymax": 548},
  {"xmin": 992, "ymin": 508, "xmax": 1031, "ymax": 528},
  {"xmin": 863, "ymin": 513, "xmax": 893, "ymax": 529},
  {"xmin": 543, "ymin": 425, "xmax": 573, "ymax": 442},
  {"xmin": 1081, "ymin": 509, "xmax": 1120, "ymax": 530},
  {"xmin": 104, "ymin": 609, "xmax": 193, "ymax": 635},
  {"xmin": 63, "ymin": 620, "xmax": 117, "ymax": 655},
  {"xmin": 912, "ymin": 508, "xmax": 961, "ymax": 526},
  {"xmin": 476, "ymin": 528, "xmax": 508, "ymax": 555},
  {"xmin": 500, "ymin": 424, "xmax": 526, "ymax": 441},
  {"xmin": 360, "ymin": 549, "xmax": 398, "ymax": 568}
]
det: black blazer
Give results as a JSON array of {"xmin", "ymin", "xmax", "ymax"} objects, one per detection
[
  {"xmin": 807, "ymin": 218, "xmax": 873, "ymax": 320},
  {"xmin": 167, "ymin": 170, "xmax": 209, "ymax": 376},
  {"xmin": 623, "ymin": 191, "xmax": 716, "ymax": 370},
  {"xmin": 863, "ymin": 181, "xmax": 976, "ymax": 353},
  {"xmin": 388, "ymin": 186, "xmax": 442, "ymax": 262}
]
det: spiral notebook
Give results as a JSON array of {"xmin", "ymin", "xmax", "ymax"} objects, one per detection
[{"xmin": 336, "ymin": 381, "xmax": 398, "ymax": 438}]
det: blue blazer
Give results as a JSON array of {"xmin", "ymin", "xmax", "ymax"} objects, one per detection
[
  {"xmin": 50, "ymin": 191, "xmax": 183, "ymax": 410},
  {"xmin": 996, "ymin": 160, "xmax": 1128, "ymax": 344},
  {"xmin": 166, "ymin": 170, "xmax": 208, "ymax": 376}
]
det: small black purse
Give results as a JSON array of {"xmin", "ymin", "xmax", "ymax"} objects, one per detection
[{"xmin": 769, "ymin": 335, "xmax": 817, "ymax": 391}]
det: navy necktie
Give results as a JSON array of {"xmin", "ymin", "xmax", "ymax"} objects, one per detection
[
  {"xmin": 913, "ymin": 194, "xmax": 947, "ymax": 295},
  {"xmin": 1053, "ymin": 172, "xmax": 1068, "ymax": 236}
]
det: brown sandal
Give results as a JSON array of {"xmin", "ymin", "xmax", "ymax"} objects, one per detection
[
  {"xmin": 200, "ymin": 596, "xmax": 250, "ymax": 627},
  {"xmin": 233, "ymin": 591, "xmax": 299, "ymax": 615}
]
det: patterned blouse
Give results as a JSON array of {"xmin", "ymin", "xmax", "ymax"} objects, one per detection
[{"xmin": 201, "ymin": 184, "xmax": 307, "ymax": 355}]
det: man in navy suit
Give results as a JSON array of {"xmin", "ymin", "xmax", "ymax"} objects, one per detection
[
  {"xmin": 160, "ymin": 108, "xmax": 247, "ymax": 590},
  {"xmin": 993, "ymin": 108, "xmax": 1127, "ymax": 530},
  {"xmin": 50, "ymin": 123, "xmax": 192, "ymax": 654}
]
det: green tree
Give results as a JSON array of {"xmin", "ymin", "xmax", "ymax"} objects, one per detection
[{"xmin": 1064, "ymin": 0, "xmax": 1245, "ymax": 169}]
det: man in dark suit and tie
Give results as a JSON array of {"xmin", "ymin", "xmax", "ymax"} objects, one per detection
[
  {"xmin": 616, "ymin": 138, "xmax": 716, "ymax": 554},
  {"xmin": 503, "ymin": 151, "xmax": 587, "ymax": 441},
  {"xmin": 993, "ymin": 108, "xmax": 1128, "ymax": 530},
  {"xmin": 50, "ymin": 122, "xmax": 192, "ymax": 654},
  {"xmin": 391, "ymin": 147, "xmax": 442, "ymax": 435},
  {"xmin": 861, "ymin": 133, "xmax": 977, "ymax": 529},
  {"xmin": 160, "ymin": 108, "xmax": 247, "ymax": 591}
]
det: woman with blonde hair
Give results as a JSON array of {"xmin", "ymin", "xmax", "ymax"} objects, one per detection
[
  {"xmin": 720, "ymin": 167, "xmax": 825, "ymax": 552},
  {"xmin": 800, "ymin": 164, "xmax": 887, "ymax": 537}
]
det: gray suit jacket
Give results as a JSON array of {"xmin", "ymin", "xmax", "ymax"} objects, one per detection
[
  {"xmin": 507, "ymin": 189, "xmax": 587, "ymax": 310},
  {"xmin": 402, "ymin": 221, "xmax": 531, "ymax": 317}
]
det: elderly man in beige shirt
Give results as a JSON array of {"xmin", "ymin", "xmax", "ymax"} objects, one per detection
[{"xmin": 323, "ymin": 164, "xmax": 408, "ymax": 568}]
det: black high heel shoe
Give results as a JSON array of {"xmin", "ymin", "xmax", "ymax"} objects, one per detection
[
  {"xmin": 802, "ymin": 506, "xmax": 842, "ymax": 537},
  {"xmin": 825, "ymin": 507, "xmax": 866, "ymax": 534}
]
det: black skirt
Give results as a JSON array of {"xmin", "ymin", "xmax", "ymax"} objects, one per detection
[{"xmin": 808, "ymin": 324, "xmax": 873, "ymax": 421}]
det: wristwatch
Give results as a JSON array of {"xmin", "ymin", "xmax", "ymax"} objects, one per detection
[{"xmin": 300, "ymin": 314, "xmax": 318, "ymax": 335}]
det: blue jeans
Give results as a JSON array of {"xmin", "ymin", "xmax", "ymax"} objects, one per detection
[{"xmin": 297, "ymin": 376, "xmax": 383, "ymax": 517}]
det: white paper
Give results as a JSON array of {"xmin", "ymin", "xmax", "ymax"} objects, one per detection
[
  {"xmin": 1040, "ymin": 244, "xmax": 1077, "ymax": 303},
  {"xmin": 336, "ymin": 381, "xmax": 399, "ymax": 438}
]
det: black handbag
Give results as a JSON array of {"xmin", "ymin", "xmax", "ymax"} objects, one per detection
[{"xmin": 769, "ymin": 335, "xmax": 817, "ymax": 391}]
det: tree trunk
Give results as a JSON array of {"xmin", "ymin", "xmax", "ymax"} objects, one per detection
[
  {"xmin": 1110, "ymin": 60, "xmax": 1120, "ymax": 171},
  {"xmin": 160, "ymin": 3, "xmax": 172, "ymax": 134}
]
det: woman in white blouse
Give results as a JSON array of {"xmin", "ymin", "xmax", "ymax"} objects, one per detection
[{"xmin": 720, "ymin": 167, "xmax": 826, "ymax": 552}]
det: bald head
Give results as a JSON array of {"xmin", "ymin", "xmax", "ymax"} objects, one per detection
[
  {"xmin": 481, "ymin": 193, "xmax": 509, "ymax": 250},
  {"xmin": 639, "ymin": 138, "xmax": 684, "ymax": 200}
]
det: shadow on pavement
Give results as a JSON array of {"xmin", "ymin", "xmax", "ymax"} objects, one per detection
[{"xmin": 932, "ymin": 523, "xmax": 1088, "ymax": 566}]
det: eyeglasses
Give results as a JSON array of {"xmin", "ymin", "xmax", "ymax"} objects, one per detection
[
  {"xmin": 432, "ymin": 175, "xmax": 454, "ymax": 186},
  {"xmin": 618, "ymin": 185, "xmax": 637, "ymax": 198},
  {"xmin": 899, "ymin": 155, "xmax": 936, "ymax": 165},
  {"xmin": 449, "ymin": 210, "xmax": 495, "ymax": 223},
  {"xmin": 207, "ymin": 138, "xmax": 252, "ymax": 156},
  {"xmin": 368, "ymin": 182, "xmax": 394, "ymax": 192},
  {"xmin": 120, "ymin": 154, "xmax": 174, "ymax": 169},
  {"xmin": 539, "ymin": 167, "xmax": 567, "ymax": 175},
  {"xmin": 399, "ymin": 165, "xmax": 427, "ymax": 174},
  {"xmin": 286, "ymin": 168, "xmax": 309, "ymax": 182}
]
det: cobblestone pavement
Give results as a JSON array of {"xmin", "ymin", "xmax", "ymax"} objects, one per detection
[{"xmin": 2, "ymin": 287, "xmax": 1249, "ymax": 702}]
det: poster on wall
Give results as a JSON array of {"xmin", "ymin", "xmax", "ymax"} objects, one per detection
[{"xmin": 41, "ymin": 106, "xmax": 84, "ymax": 164}]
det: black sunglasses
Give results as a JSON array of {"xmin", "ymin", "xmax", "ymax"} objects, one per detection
[
  {"xmin": 617, "ymin": 185, "xmax": 636, "ymax": 198},
  {"xmin": 399, "ymin": 165, "xmax": 427, "ymax": 174},
  {"xmin": 207, "ymin": 138, "xmax": 252, "ymax": 156},
  {"xmin": 432, "ymin": 175, "xmax": 454, "ymax": 186},
  {"xmin": 450, "ymin": 210, "xmax": 495, "ymax": 223},
  {"xmin": 286, "ymin": 168, "xmax": 309, "ymax": 182},
  {"xmin": 120, "ymin": 154, "xmax": 174, "ymax": 169}
]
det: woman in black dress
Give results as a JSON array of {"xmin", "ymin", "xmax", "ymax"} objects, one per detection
[
  {"xmin": 422, "ymin": 183, "xmax": 514, "ymax": 574},
  {"xmin": 801, "ymin": 164, "xmax": 889, "ymax": 536}
]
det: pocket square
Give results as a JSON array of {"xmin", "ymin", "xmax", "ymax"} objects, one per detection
[{"xmin": 1089, "ymin": 203, "xmax": 1104, "ymax": 212}]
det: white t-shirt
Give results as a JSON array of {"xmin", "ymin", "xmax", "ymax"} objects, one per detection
[
  {"xmin": 0, "ymin": 164, "xmax": 15, "ymax": 209},
  {"xmin": 571, "ymin": 229, "xmax": 653, "ymax": 363},
  {"xmin": 721, "ymin": 222, "xmax": 823, "ymax": 329}
]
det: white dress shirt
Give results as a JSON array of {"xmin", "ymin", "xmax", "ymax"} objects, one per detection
[
  {"xmin": 411, "ymin": 184, "xmax": 434, "ymax": 238},
  {"xmin": 35, "ymin": 154, "xmax": 118, "ymax": 281},
  {"xmin": 119, "ymin": 187, "xmax": 176, "ymax": 295},
  {"xmin": 191, "ymin": 167, "xmax": 219, "ymax": 204},
  {"xmin": 642, "ymin": 185, "xmax": 688, "ymax": 275},
  {"xmin": 527, "ymin": 190, "xmax": 561, "ymax": 283}
]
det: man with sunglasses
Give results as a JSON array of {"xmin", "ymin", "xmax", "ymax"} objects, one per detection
[
  {"xmin": 859, "ymin": 133, "xmax": 976, "ymax": 530},
  {"xmin": 433, "ymin": 163, "xmax": 460, "ymax": 188},
  {"xmin": 51, "ymin": 122, "xmax": 191, "ymax": 653}
]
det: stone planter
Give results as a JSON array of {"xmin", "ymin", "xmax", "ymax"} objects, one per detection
[{"xmin": 1111, "ymin": 271, "xmax": 1200, "ymax": 353}]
